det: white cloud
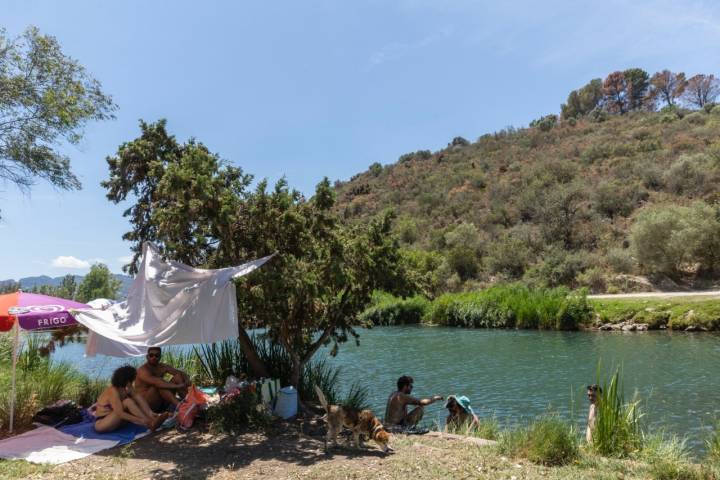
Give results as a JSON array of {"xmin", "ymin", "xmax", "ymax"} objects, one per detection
[
  {"xmin": 117, "ymin": 255, "xmax": 133, "ymax": 265},
  {"xmin": 51, "ymin": 256, "xmax": 90, "ymax": 269},
  {"xmin": 368, "ymin": 27, "xmax": 454, "ymax": 68}
]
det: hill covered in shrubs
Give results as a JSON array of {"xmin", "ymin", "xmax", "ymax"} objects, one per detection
[{"xmin": 334, "ymin": 69, "xmax": 720, "ymax": 295}]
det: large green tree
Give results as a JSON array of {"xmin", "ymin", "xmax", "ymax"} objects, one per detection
[
  {"xmin": 103, "ymin": 119, "xmax": 251, "ymax": 273},
  {"xmin": 76, "ymin": 264, "xmax": 122, "ymax": 303},
  {"xmin": 230, "ymin": 179, "xmax": 410, "ymax": 387},
  {"xmin": 560, "ymin": 78, "xmax": 603, "ymax": 120},
  {"xmin": 623, "ymin": 68, "xmax": 650, "ymax": 111},
  {"xmin": 0, "ymin": 27, "xmax": 115, "ymax": 217},
  {"xmin": 103, "ymin": 122, "xmax": 409, "ymax": 384}
]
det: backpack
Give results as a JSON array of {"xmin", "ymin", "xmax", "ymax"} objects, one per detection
[{"xmin": 33, "ymin": 400, "xmax": 84, "ymax": 427}]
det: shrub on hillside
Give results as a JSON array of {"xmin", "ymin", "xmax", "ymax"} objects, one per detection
[
  {"xmin": 485, "ymin": 234, "xmax": 535, "ymax": 279},
  {"xmin": 664, "ymin": 154, "xmax": 713, "ymax": 197},
  {"xmin": 631, "ymin": 202, "xmax": 720, "ymax": 277},
  {"xmin": 368, "ymin": 162, "xmax": 383, "ymax": 177},
  {"xmin": 396, "ymin": 217, "xmax": 419, "ymax": 244},
  {"xmin": 605, "ymin": 248, "xmax": 636, "ymax": 274},
  {"xmin": 593, "ymin": 181, "xmax": 646, "ymax": 218},
  {"xmin": 575, "ymin": 266, "xmax": 606, "ymax": 293},
  {"xmin": 530, "ymin": 114, "xmax": 558, "ymax": 132},
  {"xmin": 523, "ymin": 246, "xmax": 591, "ymax": 288}
]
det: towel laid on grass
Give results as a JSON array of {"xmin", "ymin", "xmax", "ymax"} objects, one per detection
[{"xmin": 0, "ymin": 419, "xmax": 148, "ymax": 465}]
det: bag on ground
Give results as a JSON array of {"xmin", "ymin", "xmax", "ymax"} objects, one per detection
[
  {"xmin": 32, "ymin": 400, "xmax": 84, "ymax": 427},
  {"xmin": 177, "ymin": 385, "xmax": 209, "ymax": 430}
]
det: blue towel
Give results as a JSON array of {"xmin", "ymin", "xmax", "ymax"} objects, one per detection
[{"xmin": 59, "ymin": 410, "xmax": 147, "ymax": 445}]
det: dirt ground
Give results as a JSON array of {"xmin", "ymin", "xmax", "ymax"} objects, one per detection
[
  {"xmin": 5, "ymin": 421, "xmax": 708, "ymax": 480},
  {"xmin": 20, "ymin": 423, "xmax": 413, "ymax": 480}
]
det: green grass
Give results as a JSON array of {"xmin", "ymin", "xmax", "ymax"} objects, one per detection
[
  {"xmin": 498, "ymin": 415, "xmax": 579, "ymax": 466},
  {"xmin": 363, "ymin": 284, "xmax": 592, "ymax": 330},
  {"xmin": 591, "ymin": 297, "xmax": 720, "ymax": 330},
  {"xmin": 0, "ymin": 459, "xmax": 54, "ymax": 479},
  {"xmin": 445, "ymin": 414, "xmax": 500, "ymax": 441}
]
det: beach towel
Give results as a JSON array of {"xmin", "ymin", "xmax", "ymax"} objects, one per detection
[
  {"xmin": 72, "ymin": 242, "xmax": 273, "ymax": 357},
  {"xmin": 0, "ymin": 411, "xmax": 149, "ymax": 465},
  {"xmin": 0, "ymin": 426, "xmax": 118, "ymax": 465}
]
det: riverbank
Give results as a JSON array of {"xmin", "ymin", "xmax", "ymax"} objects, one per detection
[
  {"xmin": 590, "ymin": 296, "xmax": 720, "ymax": 331},
  {"xmin": 361, "ymin": 287, "xmax": 720, "ymax": 331},
  {"xmin": 1, "ymin": 425, "xmax": 716, "ymax": 480}
]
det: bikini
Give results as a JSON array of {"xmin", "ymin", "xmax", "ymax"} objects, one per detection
[{"xmin": 94, "ymin": 403, "xmax": 113, "ymax": 421}]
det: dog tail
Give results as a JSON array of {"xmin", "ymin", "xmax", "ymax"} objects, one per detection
[{"xmin": 314, "ymin": 385, "xmax": 329, "ymax": 412}]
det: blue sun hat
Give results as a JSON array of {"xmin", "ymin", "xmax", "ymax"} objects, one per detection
[{"xmin": 445, "ymin": 395, "xmax": 475, "ymax": 416}]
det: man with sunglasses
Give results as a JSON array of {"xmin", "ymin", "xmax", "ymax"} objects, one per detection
[
  {"xmin": 384, "ymin": 375, "xmax": 443, "ymax": 428},
  {"xmin": 135, "ymin": 347, "xmax": 190, "ymax": 412}
]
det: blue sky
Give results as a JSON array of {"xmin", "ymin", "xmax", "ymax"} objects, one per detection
[{"xmin": 3, "ymin": 0, "xmax": 720, "ymax": 279}]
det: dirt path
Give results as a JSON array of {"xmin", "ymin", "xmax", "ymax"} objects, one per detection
[{"xmin": 588, "ymin": 290, "xmax": 720, "ymax": 300}]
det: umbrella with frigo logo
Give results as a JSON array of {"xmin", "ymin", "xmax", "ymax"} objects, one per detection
[{"xmin": 0, "ymin": 291, "xmax": 90, "ymax": 433}]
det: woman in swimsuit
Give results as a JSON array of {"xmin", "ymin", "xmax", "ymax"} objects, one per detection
[{"xmin": 94, "ymin": 365, "xmax": 170, "ymax": 433}]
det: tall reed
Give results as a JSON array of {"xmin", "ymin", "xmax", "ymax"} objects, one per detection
[
  {"xmin": 591, "ymin": 367, "xmax": 643, "ymax": 457},
  {"xmin": 419, "ymin": 284, "xmax": 591, "ymax": 330}
]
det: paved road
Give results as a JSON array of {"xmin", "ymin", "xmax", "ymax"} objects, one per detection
[{"xmin": 588, "ymin": 290, "xmax": 720, "ymax": 300}]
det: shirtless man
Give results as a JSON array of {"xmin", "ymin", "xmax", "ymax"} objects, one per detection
[
  {"xmin": 135, "ymin": 347, "xmax": 190, "ymax": 412},
  {"xmin": 384, "ymin": 375, "xmax": 443, "ymax": 427},
  {"xmin": 586, "ymin": 384, "xmax": 602, "ymax": 443}
]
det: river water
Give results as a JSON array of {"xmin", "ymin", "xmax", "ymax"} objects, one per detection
[{"xmin": 53, "ymin": 327, "xmax": 720, "ymax": 453}]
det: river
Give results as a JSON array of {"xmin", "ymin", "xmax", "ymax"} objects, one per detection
[{"xmin": 53, "ymin": 327, "xmax": 720, "ymax": 453}]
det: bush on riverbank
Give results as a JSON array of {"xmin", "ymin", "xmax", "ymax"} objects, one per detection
[
  {"xmin": 0, "ymin": 334, "xmax": 100, "ymax": 431},
  {"xmin": 498, "ymin": 415, "xmax": 579, "ymax": 466},
  {"xmin": 193, "ymin": 336, "xmax": 368, "ymax": 407},
  {"xmin": 359, "ymin": 291, "xmax": 429, "ymax": 325},
  {"xmin": 362, "ymin": 284, "xmax": 592, "ymax": 330}
]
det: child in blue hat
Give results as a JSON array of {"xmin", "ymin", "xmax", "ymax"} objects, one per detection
[{"xmin": 445, "ymin": 395, "xmax": 480, "ymax": 433}]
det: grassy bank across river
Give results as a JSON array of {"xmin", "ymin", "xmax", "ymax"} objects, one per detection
[
  {"xmin": 590, "ymin": 296, "xmax": 720, "ymax": 331},
  {"xmin": 361, "ymin": 285, "xmax": 720, "ymax": 331}
]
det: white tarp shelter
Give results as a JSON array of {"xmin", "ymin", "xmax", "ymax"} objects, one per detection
[{"xmin": 72, "ymin": 242, "xmax": 272, "ymax": 357}]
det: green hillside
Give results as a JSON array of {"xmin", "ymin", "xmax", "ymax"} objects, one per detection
[{"xmin": 334, "ymin": 107, "xmax": 720, "ymax": 295}]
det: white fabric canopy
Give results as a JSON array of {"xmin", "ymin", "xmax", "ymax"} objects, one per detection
[{"xmin": 72, "ymin": 242, "xmax": 273, "ymax": 357}]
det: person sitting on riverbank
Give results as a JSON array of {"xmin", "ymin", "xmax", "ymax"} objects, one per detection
[
  {"xmin": 135, "ymin": 347, "xmax": 190, "ymax": 412},
  {"xmin": 94, "ymin": 365, "xmax": 170, "ymax": 433},
  {"xmin": 586, "ymin": 384, "xmax": 602, "ymax": 443},
  {"xmin": 444, "ymin": 395, "xmax": 480, "ymax": 433},
  {"xmin": 384, "ymin": 375, "xmax": 443, "ymax": 427}
]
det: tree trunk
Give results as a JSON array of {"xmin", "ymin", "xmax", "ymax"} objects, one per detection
[
  {"xmin": 289, "ymin": 352, "xmax": 302, "ymax": 390},
  {"xmin": 237, "ymin": 328, "xmax": 269, "ymax": 378}
]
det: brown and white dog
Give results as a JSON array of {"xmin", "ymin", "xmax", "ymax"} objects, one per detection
[{"xmin": 315, "ymin": 385, "xmax": 392, "ymax": 454}]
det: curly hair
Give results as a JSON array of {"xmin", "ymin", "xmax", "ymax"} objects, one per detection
[{"xmin": 111, "ymin": 365, "xmax": 137, "ymax": 388}]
